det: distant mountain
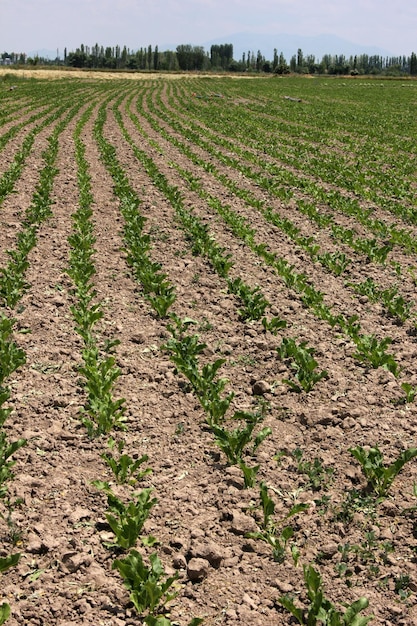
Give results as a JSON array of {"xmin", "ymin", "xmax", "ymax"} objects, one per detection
[{"xmin": 202, "ymin": 32, "xmax": 393, "ymax": 62}]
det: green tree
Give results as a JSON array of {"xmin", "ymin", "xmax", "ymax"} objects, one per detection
[{"xmin": 410, "ymin": 51, "xmax": 417, "ymax": 75}]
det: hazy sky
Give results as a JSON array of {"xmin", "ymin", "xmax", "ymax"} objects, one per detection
[{"xmin": 1, "ymin": 0, "xmax": 416, "ymax": 56}]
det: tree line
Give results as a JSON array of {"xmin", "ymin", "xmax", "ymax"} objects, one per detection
[{"xmin": 2, "ymin": 45, "xmax": 417, "ymax": 76}]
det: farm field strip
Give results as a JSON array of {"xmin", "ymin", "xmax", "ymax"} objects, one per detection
[
  {"xmin": 0, "ymin": 75, "xmax": 416, "ymax": 625},
  {"xmin": 140, "ymin": 85, "xmax": 417, "ymax": 327},
  {"xmin": 123, "ymin": 84, "xmax": 416, "ymax": 389},
  {"xmin": 173, "ymin": 79, "xmax": 417, "ymax": 220},
  {"xmin": 163, "ymin": 78, "xmax": 417, "ymax": 256},
  {"xmin": 148, "ymin": 83, "xmax": 417, "ymax": 311},
  {"xmin": 162, "ymin": 81, "xmax": 417, "ymax": 256}
]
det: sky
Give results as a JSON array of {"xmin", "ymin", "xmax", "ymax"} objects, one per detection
[{"xmin": 1, "ymin": 0, "xmax": 416, "ymax": 58}]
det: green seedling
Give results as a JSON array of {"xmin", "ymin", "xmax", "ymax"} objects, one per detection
[
  {"xmin": 351, "ymin": 334, "xmax": 400, "ymax": 377},
  {"xmin": 211, "ymin": 411, "xmax": 271, "ymax": 487},
  {"xmin": 102, "ymin": 447, "xmax": 152, "ymax": 485},
  {"xmin": 277, "ymin": 338, "xmax": 328, "ymax": 393},
  {"xmin": 349, "ymin": 445, "xmax": 417, "ymax": 498},
  {"xmin": 401, "ymin": 382, "xmax": 417, "ymax": 403},
  {"xmin": 338, "ymin": 315, "xmax": 361, "ymax": 338},
  {"xmin": 93, "ymin": 482, "xmax": 157, "ymax": 550},
  {"xmin": 112, "ymin": 550, "xmax": 178, "ymax": 616},
  {"xmin": 318, "ymin": 251, "xmax": 351, "ymax": 276},
  {"xmin": 227, "ymin": 276, "xmax": 269, "ymax": 321},
  {"xmin": 247, "ymin": 482, "xmax": 308, "ymax": 562},
  {"xmin": 0, "ymin": 553, "xmax": 20, "ymax": 625},
  {"xmin": 336, "ymin": 535, "xmax": 396, "ymax": 584},
  {"xmin": 0, "ymin": 434, "xmax": 27, "ymax": 500},
  {"xmin": 291, "ymin": 448, "xmax": 334, "ymax": 491},
  {"xmin": 78, "ymin": 347, "xmax": 126, "ymax": 436},
  {"xmin": 146, "ymin": 287, "xmax": 177, "ymax": 318},
  {"xmin": 351, "ymin": 279, "xmax": 412, "ymax": 324},
  {"xmin": 163, "ymin": 315, "xmax": 233, "ymax": 424},
  {"xmin": 352, "ymin": 236, "xmax": 392, "ymax": 264},
  {"xmin": 261, "ymin": 316, "xmax": 287, "ymax": 334},
  {"xmin": 394, "ymin": 574, "xmax": 412, "ymax": 601},
  {"xmin": 279, "ymin": 564, "xmax": 373, "ymax": 625},
  {"xmin": 0, "ymin": 315, "xmax": 26, "ymax": 388}
]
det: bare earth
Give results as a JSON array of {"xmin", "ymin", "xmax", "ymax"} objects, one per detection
[{"xmin": 0, "ymin": 72, "xmax": 416, "ymax": 625}]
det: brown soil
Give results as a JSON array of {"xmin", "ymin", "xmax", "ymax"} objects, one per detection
[{"xmin": 0, "ymin": 77, "xmax": 416, "ymax": 626}]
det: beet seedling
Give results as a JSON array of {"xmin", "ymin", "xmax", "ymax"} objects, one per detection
[
  {"xmin": 113, "ymin": 549, "xmax": 178, "ymax": 617},
  {"xmin": 277, "ymin": 337, "xmax": 328, "ymax": 393},
  {"xmin": 0, "ymin": 553, "xmax": 21, "ymax": 625},
  {"xmin": 163, "ymin": 315, "xmax": 234, "ymax": 424},
  {"xmin": 93, "ymin": 481, "xmax": 157, "ymax": 550},
  {"xmin": 351, "ymin": 334, "xmax": 400, "ymax": 377},
  {"xmin": 278, "ymin": 564, "xmax": 373, "ymax": 625},
  {"xmin": 349, "ymin": 445, "xmax": 417, "ymax": 498},
  {"xmin": 261, "ymin": 316, "xmax": 287, "ymax": 335},
  {"xmin": 211, "ymin": 410, "xmax": 271, "ymax": 487},
  {"xmin": 102, "ymin": 446, "xmax": 152, "ymax": 486},
  {"xmin": 247, "ymin": 482, "xmax": 308, "ymax": 562},
  {"xmin": 227, "ymin": 276, "xmax": 269, "ymax": 321}
]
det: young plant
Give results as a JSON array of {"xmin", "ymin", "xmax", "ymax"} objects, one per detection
[
  {"xmin": 163, "ymin": 315, "xmax": 233, "ymax": 424},
  {"xmin": 0, "ymin": 553, "xmax": 21, "ymax": 625},
  {"xmin": 227, "ymin": 276, "xmax": 269, "ymax": 321},
  {"xmin": 277, "ymin": 337, "xmax": 328, "ymax": 393},
  {"xmin": 93, "ymin": 482, "xmax": 157, "ymax": 550},
  {"xmin": 261, "ymin": 316, "xmax": 287, "ymax": 335},
  {"xmin": 211, "ymin": 410, "xmax": 271, "ymax": 487},
  {"xmin": 112, "ymin": 549, "xmax": 178, "ymax": 617},
  {"xmin": 318, "ymin": 251, "xmax": 351, "ymax": 276},
  {"xmin": 78, "ymin": 346, "xmax": 126, "ymax": 436},
  {"xmin": 247, "ymin": 482, "xmax": 308, "ymax": 562},
  {"xmin": 401, "ymin": 382, "xmax": 417, "ymax": 404},
  {"xmin": 349, "ymin": 445, "xmax": 417, "ymax": 498},
  {"xmin": 102, "ymin": 440, "xmax": 152, "ymax": 485},
  {"xmin": 278, "ymin": 564, "xmax": 373, "ymax": 625},
  {"xmin": 351, "ymin": 334, "xmax": 400, "ymax": 377},
  {"xmin": 291, "ymin": 448, "xmax": 334, "ymax": 491}
]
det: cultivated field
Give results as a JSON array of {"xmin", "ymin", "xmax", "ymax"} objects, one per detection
[{"xmin": 0, "ymin": 70, "xmax": 417, "ymax": 625}]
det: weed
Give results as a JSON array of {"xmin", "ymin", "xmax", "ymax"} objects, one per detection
[
  {"xmin": 394, "ymin": 574, "xmax": 412, "ymax": 601},
  {"xmin": 291, "ymin": 448, "xmax": 334, "ymax": 491}
]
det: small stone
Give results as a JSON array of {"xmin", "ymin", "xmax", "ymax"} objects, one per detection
[
  {"xmin": 273, "ymin": 579, "xmax": 294, "ymax": 594},
  {"xmin": 131, "ymin": 333, "xmax": 146, "ymax": 344},
  {"xmin": 320, "ymin": 542, "xmax": 339, "ymax": 558},
  {"xmin": 229, "ymin": 509, "xmax": 259, "ymax": 535},
  {"xmin": 61, "ymin": 551, "xmax": 92, "ymax": 573},
  {"xmin": 381, "ymin": 500, "xmax": 399, "ymax": 517},
  {"xmin": 191, "ymin": 540, "xmax": 223, "ymax": 568},
  {"xmin": 173, "ymin": 553, "xmax": 187, "ymax": 569},
  {"xmin": 187, "ymin": 557, "xmax": 210, "ymax": 581},
  {"xmin": 252, "ymin": 380, "xmax": 271, "ymax": 396},
  {"xmin": 242, "ymin": 593, "xmax": 258, "ymax": 609}
]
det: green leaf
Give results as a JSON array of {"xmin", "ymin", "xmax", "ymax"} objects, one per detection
[{"xmin": 0, "ymin": 553, "xmax": 20, "ymax": 573}]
